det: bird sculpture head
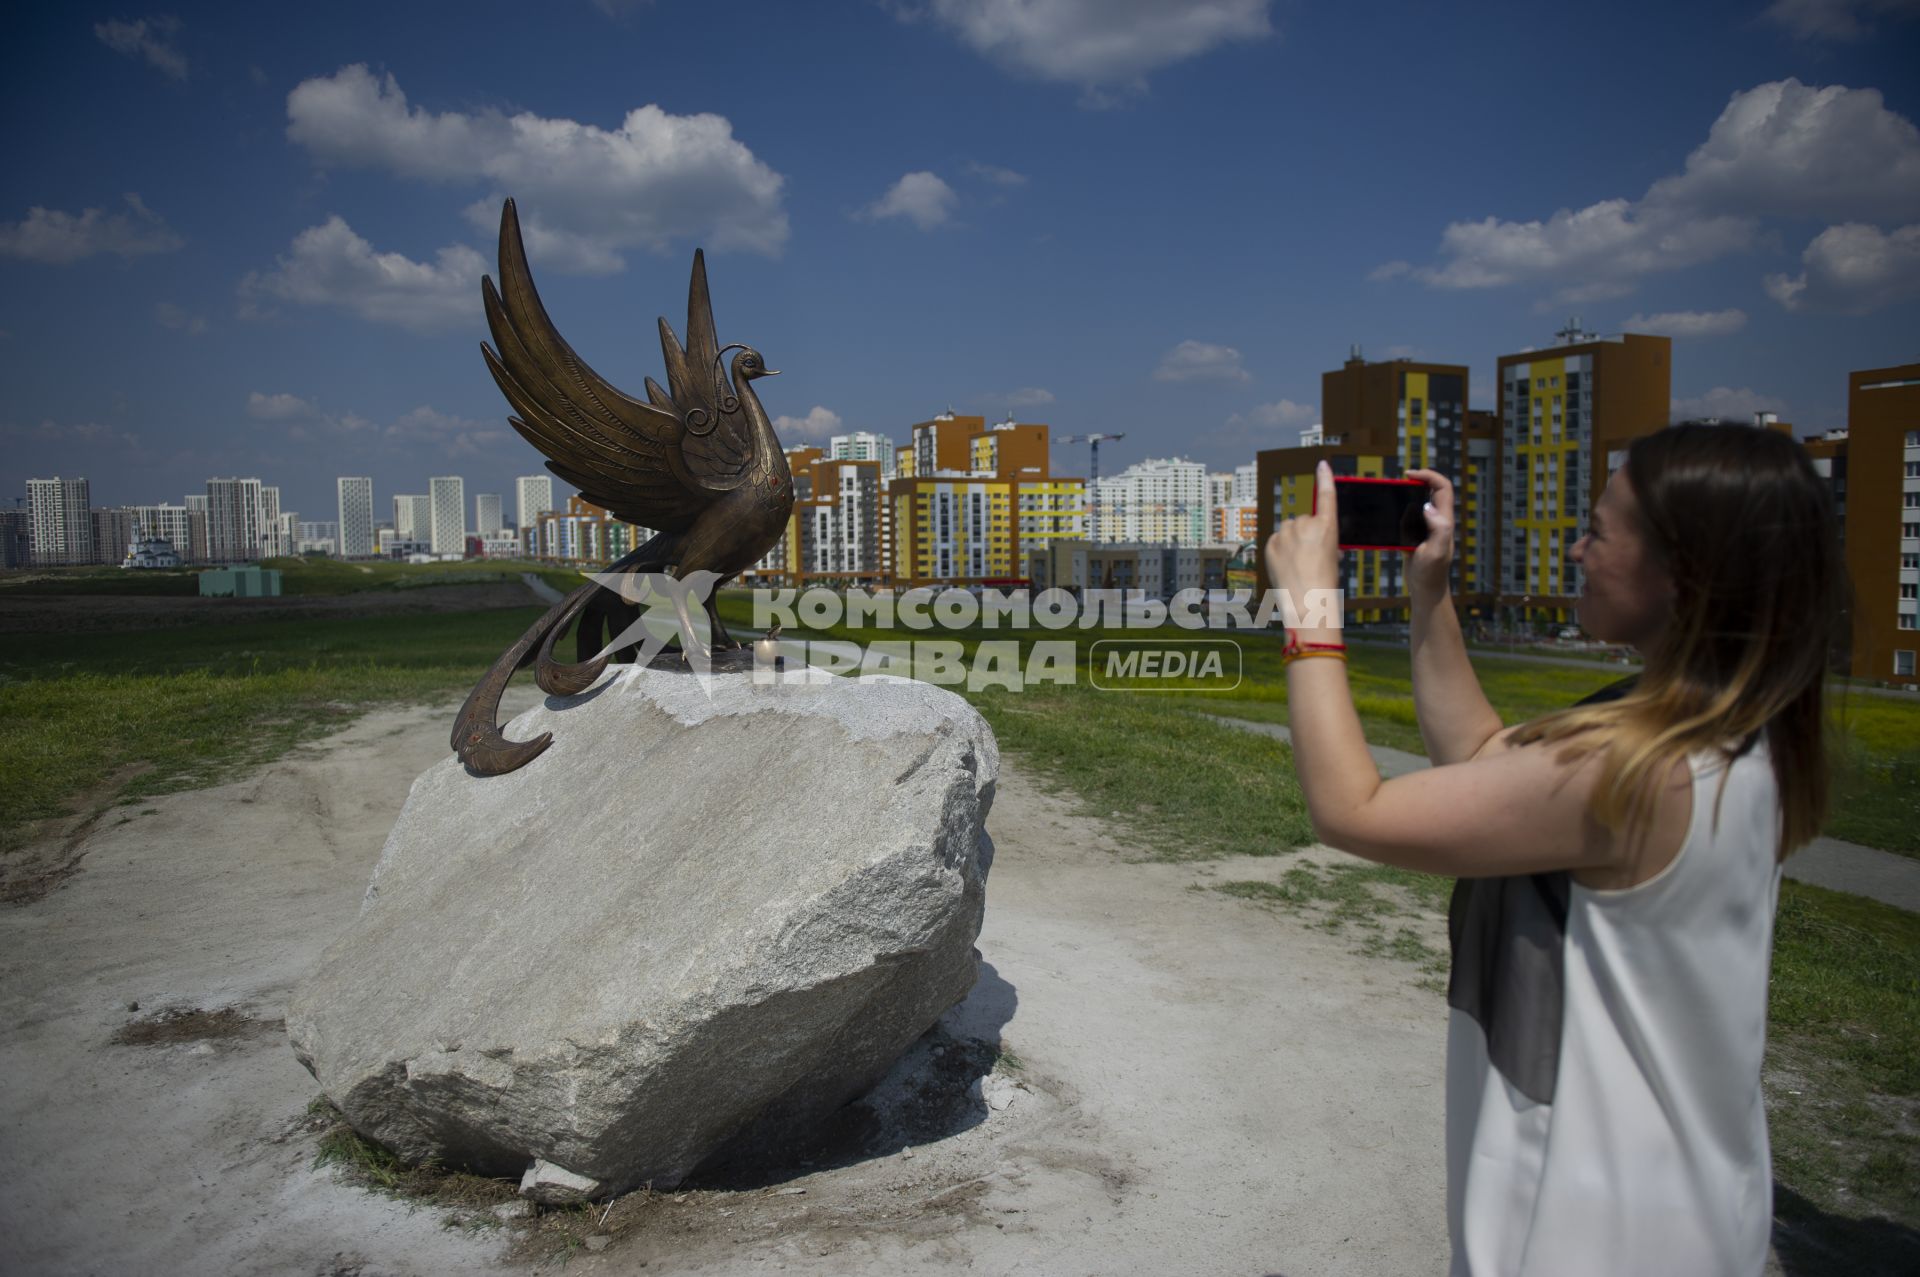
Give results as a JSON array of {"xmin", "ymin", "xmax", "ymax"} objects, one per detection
[{"xmin": 717, "ymin": 342, "xmax": 778, "ymax": 385}]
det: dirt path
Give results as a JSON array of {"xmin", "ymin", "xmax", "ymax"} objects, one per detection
[{"xmin": 0, "ymin": 690, "xmax": 1468, "ymax": 1275}]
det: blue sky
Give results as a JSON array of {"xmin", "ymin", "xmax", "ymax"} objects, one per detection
[{"xmin": 4, "ymin": 0, "xmax": 1917, "ymax": 524}]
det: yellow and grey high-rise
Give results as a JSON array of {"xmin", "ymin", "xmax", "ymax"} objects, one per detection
[{"xmin": 1495, "ymin": 323, "xmax": 1670, "ymax": 626}]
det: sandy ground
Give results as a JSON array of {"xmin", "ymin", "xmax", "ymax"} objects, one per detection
[{"xmin": 2, "ymin": 687, "xmax": 1474, "ymax": 1275}]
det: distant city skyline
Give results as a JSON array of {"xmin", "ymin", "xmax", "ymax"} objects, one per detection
[{"xmin": 4, "ymin": 2, "xmax": 1918, "ymax": 520}]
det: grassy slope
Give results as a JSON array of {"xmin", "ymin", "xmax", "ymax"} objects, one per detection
[
  {"xmin": 2, "ymin": 582, "xmax": 1912, "ymax": 1237},
  {"xmin": 715, "ymin": 591, "xmax": 1918, "ymax": 1233},
  {"xmin": 0, "ymin": 605, "xmax": 548, "ymax": 850},
  {"xmin": 716, "ymin": 593, "xmax": 1919, "ymax": 855},
  {"xmin": 0, "ymin": 557, "xmax": 582, "ymax": 598}
]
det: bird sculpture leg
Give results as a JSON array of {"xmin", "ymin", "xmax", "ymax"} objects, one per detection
[
  {"xmin": 670, "ymin": 581, "xmax": 715, "ymax": 665},
  {"xmin": 704, "ymin": 573, "xmax": 743, "ymax": 649},
  {"xmin": 534, "ymin": 536, "xmax": 679, "ymax": 693},
  {"xmin": 574, "ymin": 590, "xmax": 642, "ymax": 664}
]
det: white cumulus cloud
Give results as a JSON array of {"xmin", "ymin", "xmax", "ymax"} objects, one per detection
[
  {"xmin": 1228, "ymin": 399, "xmax": 1317, "ymax": 429},
  {"xmin": 1418, "ymin": 201, "xmax": 1755, "ymax": 301},
  {"xmin": 965, "ymin": 161, "xmax": 1028, "ymax": 187},
  {"xmin": 1670, "ymin": 386, "xmax": 1789, "ymax": 423},
  {"xmin": 285, "ymin": 65, "xmax": 788, "ymax": 269},
  {"xmin": 237, "ymin": 216, "xmax": 485, "ymax": 334},
  {"xmin": 1622, "ymin": 308, "xmax": 1748, "ymax": 337},
  {"xmin": 1645, "ymin": 79, "xmax": 1920, "ymax": 224},
  {"xmin": 1001, "ymin": 387, "xmax": 1056, "ymax": 407},
  {"xmin": 246, "ymin": 392, "xmax": 324, "ymax": 422},
  {"xmin": 0, "ymin": 194, "xmax": 182, "ymax": 264},
  {"xmin": 94, "ymin": 17, "xmax": 187, "ymax": 81},
  {"xmin": 773, "ymin": 406, "xmax": 845, "ymax": 442},
  {"xmin": 861, "ymin": 171, "xmax": 959, "ymax": 230},
  {"xmin": 1762, "ymin": 0, "xmax": 1920, "ymax": 40},
  {"xmin": 893, "ymin": 0, "xmax": 1273, "ymax": 102},
  {"xmin": 1383, "ymin": 79, "xmax": 1920, "ymax": 304},
  {"xmin": 1154, "ymin": 340, "xmax": 1250, "ymax": 384},
  {"xmin": 1765, "ymin": 223, "xmax": 1920, "ymax": 314},
  {"xmin": 153, "ymin": 302, "xmax": 208, "ymax": 335},
  {"xmin": 384, "ymin": 406, "xmax": 508, "ymax": 458}
]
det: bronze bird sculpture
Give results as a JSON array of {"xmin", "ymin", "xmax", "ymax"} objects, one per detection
[{"xmin": 449, "ymin": 198, "xmax": 794, "ymax": 776}]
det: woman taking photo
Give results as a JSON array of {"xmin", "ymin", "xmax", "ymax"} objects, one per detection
[{"xmin": 1263, "ymin": 425, "xmax": 1843, "ymax": 1276}]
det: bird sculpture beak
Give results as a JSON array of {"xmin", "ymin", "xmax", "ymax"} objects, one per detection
[{"xmin": 762, "ymin": 368, "xmax": 781, "ymax": 376}]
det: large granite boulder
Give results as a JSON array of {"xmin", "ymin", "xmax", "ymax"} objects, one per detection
[{"xmin": 287, "ymin": 667, "xmax": 996, "ymax": 1197}]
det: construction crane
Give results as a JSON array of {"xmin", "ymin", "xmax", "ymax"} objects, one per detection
[{"xmin": 1057, "ymin": 433, "xmax": 1126, "ymax": 542}]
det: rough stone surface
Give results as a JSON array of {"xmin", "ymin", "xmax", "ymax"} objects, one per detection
[
  {"xmin": 519, "ymin": 1158, "xmax": 603, "ymax": 1204},
  {"xmin": 286, "ymin": 667, "xmax": 997, "ymax": 1195}
]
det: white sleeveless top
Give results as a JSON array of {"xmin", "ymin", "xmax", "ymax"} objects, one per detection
[{"xmin": 1446, "ymin": 745, "xmax": 1783, "ymax": 1277}]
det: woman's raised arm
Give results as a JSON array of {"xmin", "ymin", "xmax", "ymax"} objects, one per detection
[{"xmin": 1403, "ymin": 468, "xmax": 1505, "ymax": 765}]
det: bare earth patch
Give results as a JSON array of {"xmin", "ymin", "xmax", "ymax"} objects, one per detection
[
  {"xmin": 1, "ymin": 763, "xmax": 154, "ymax": 902},
  {"xmin": 111, "ymin": 1005, "xmax": 284, "ymax": 1048},
  {"xmin": 9, "ymin": 690, "xmax": 1901, "ymax": 1273}
]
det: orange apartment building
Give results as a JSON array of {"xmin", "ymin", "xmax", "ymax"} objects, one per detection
[
  {"xmin": 1255, "ymin": 352, "xmax": 1473, "ymax": 621},
  {"xmin": 889, "ymin": 412, "xmax": 1085, "ymax": 587},
  {"xmin": 1840, "ymin": 363, "xmax": 1920, "ymax": 684}
]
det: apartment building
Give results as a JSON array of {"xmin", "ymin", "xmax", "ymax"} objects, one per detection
[
  {"xmin": 475, "ymin": 492, "xmax": 504, "ymax": 537},
  {"xmin": 1496, "ymin": 323, "xmax": 1670, "ymax": 625},
  {"xmin": 393, "ymin": 493, "xmax": 431, "ymax": 541},
  {"xmin": 0, "ymin": 510, "xmax": 28, "ymax": 568},
  {"xmin": 888, "ymin": 412, "xmax": 1084, "ymax": 587},
  {"xmin": 793, "ymin": 456, "xmax": 889, "ymax": 586},
  {"xmin": 1091, "ymin": 457, "xmax": 1208, "ymax": 546},
  {"xmin": 26, "ymin": 476, "xmax": 94, "ymax": 566},
  {"xmin": 1254, "ymin": 352, "xmax": 1472, "ymax": 620},
  {"xmin": 1026, "ymin": 541, "xmax": 1231, "ymax": 597},
  {"xmin": 337, "ymin": 477, "xmax": 375, "ymax": 558},
  {"xmin": 516, "ymin": 475, "xmax": 555, "ymax": 538},
  {"xmin": 1843, "ymin": 363, "xmax": 1920, "ymax": 684},
  {"xmin": 828, "ymin": 431, "xmax": 896, "ymax": 478},
  {"xmin": 259, "ymin": 487, "xmax": 286, "ymax": 558},
  {"xmin": 537, "ymin": 494, "xmax": 657, "ymax": 566},
  {"xmin": 205, "ymin": 477, "xmax": 265, "ymax": 563},
  {"xmin": 428, "ymin": 476, "xmax": 466, "ymax": 557},
  {"xmin": 91, "ymin": 508, "xmax": 133, "ymax": 565}
]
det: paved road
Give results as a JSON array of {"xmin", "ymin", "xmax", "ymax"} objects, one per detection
[
  {"xmin": 1344, "ymin": 637, "xmax": 1920, "ymax": 701},
  {"xmin": 1204, "ymin": 713, "xmax": 1920, "ymax": 913}
]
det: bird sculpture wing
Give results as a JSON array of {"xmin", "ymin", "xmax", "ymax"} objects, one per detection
[{"xmin": 479, "ymin": 199, "xmax": 757, "ymax": 531}]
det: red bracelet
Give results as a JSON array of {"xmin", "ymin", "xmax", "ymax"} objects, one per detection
[{"xmin": 1280, "ymin": 634, "xmax": 1347, "ymax": 660}]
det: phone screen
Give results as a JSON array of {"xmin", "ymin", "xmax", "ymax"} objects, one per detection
[{"xmin": 1326, "ymin": 478, "xmax": 1428, "ymax": 550}]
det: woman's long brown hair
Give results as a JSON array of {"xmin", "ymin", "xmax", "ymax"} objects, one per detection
[{"xmin": 1508, "ymin": 424, "xmax": 1847, "ymax": 859}]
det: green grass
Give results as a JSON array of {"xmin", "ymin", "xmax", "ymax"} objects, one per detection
[
  {"xmin": 0, "ymin": 564, "xmax": 201, "ymax": 595},
  {"xmin": 1213, "ymin": 862, "xmax": 1452, "ymax": 991},
  {"xmin": 0, "ymin": 606, "xmax": 548, "ymax": 852},
  {"xmin": 718, "ymin": 589, "xmax": 1919, "ymax": 855},
  {"xmin": 0, "ymin": 557, "xmax": 582, "ymax": 598},
  {"xmin": 258, "ymin": 556, "xmax": 582, "ymax": 597},
  {"xmin": 4, "ymin": 583, "xmax": 1912, "ymax": 1242},
  {"xmin": 309, "ymin": 1098, "xmax": 518, "ymax": 1212},
  {"xmin": 1765, "ymin": 882, "xmax": 1920, "ymax": 1227},
  {"xmin": 971, "ymin": 683, "xmax": 1314, "ymax": 861},
  {"xmin": 0, "ymin": 607, "xmax": 549, "ymax": 681}
]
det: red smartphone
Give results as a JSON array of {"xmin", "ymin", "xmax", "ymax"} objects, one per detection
[{"xmin": 1315, "ymin": 476, "xmax": 1429, "ymax": 550}]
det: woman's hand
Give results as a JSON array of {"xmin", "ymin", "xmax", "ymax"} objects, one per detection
[
  {"xmin": 1404, "ymin": 467, "xmax": 1455, "ymax": 601},
  {"xmin": 1264, "ymin": 460, "xmax": 1343, "ymax": 639}
]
